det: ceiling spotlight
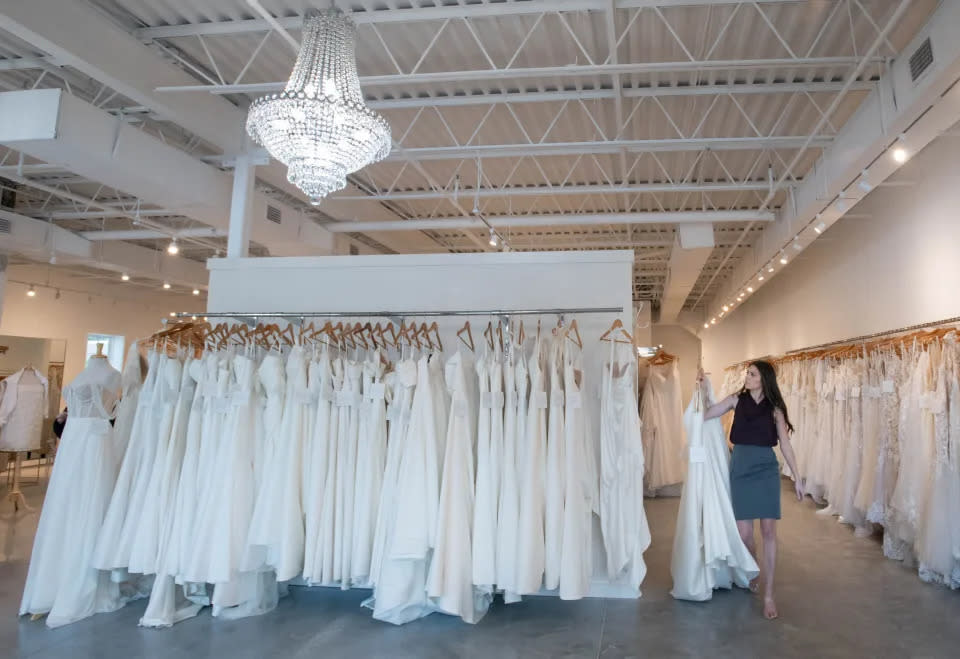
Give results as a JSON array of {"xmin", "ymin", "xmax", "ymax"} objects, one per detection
[
  {"xmin": 488, "ymin": 229, "xmax": 498, "ymax": 247},
  {"xmin": 711, "ymin": 318, "xmax": 717, "ymax": 325},
  {"xmin": 191, "ymin": 315, "xmax": 198, "ymax": 321},
  {"xmin": 758, "ymin": 274, "xmax": 765, "ymax": 281},
  {"xmin": 703, "ymin": 323, "xmax": 709, "ymax": 329},
  {"xmin": 858, "ymin": 173, "xmax": 873, "ymax": 193},
  {"xmin": 121, "ymin": 273, "xmax": 130, "ymax": 281},
  {"xmin": 815, "ymin": 221, "xmax": 826, "ymax": 234},
  {"xmin": 169, "ymin": 312, "xmax": 176, "ymax": 317},
  {"xmin": 26, "ymin": 285, "xmax": 36, "ymax": 298},
  {"xmin": 835, "ymin": 198, "xmax": 846, "ymax": 212},
  {"xmin": 49, "ymin": 254, "xmax": 57, "ymax": 265},
  {"xmin": 163, "ymin": 282, "xmax": 171, "ymax": 289},
  {"xmin": 792, "ymin": 240, "xmax": 802, "ymax": 251},
  {"xmin": 768, "ymin": 266, "xmax": 775, "ymax": 273},
  {"xmin": 723, "ymin": 305, "xmax": 729, "ymax": 312},
  {"xmin": 747, "ymin": 287, "xmax": 754, "ymax": 293},
  {"xmin": 167, "ymin": 238, "xmax": 179, "ymax": 255},
  {"xmin": 203, "ymin": 316, "xmax": 208, "ymax": 321},
  {"xmin": 192, "ymin": 289, "xmax": 200, "ymax": 296},
  {"xmin": 719, "ymin": 312, "xmax": 725, "ymax": 318},
  {"xmin": 892, "ymin": 147, "xmax": 908, "ymax": 163},
  {"xmin": 779, "ymin": 252, "xmax": 788, "ymax": 265}
]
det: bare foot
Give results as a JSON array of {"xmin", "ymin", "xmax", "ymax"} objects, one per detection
[
  {"xmin": 763, "ymin": 596, "xmax": 779, "ymax": 620},
  {"xmin": 749, "ymin": 576, "xmax": 760, "ymax": 593}
]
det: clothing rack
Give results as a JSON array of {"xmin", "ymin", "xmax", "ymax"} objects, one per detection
[
  {"xmin": 171, "ymin": 307, "xmax": 623, "ymax": 325},
  {"xmin": 784, "ymin": 314, "xmax": 960, "ymax": 354}
]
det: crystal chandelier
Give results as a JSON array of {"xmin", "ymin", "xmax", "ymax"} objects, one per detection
[{"xmin": 246, "ymin": 9, "xmax": 391, "ymax": 204}]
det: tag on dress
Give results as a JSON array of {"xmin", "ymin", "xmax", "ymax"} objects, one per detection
[
  {"xmin": 492, "ymin": 391, "xmax": 504, "ymax": 409},
  {"xmin": 507, "ymin": 391, "xmax": 518, "ymax": 408},
  {"xmin": 850, "ymin": 386, "xmax": 861, "ymax": 399},
  {"xmin": 688, "ymin": 445, "xmax": 707, "ymax": 464},
  {"xmin": 882, "ymin": 380, "xmax": 895, "ymax": 393},
  {"xmin": 533, "ymin": 391, "xmax": 549, "ymax": 409},
  {"xmin": 566, "ymin": 391, "xmax": 583, "ymax": 409},
  {"xmin": 454, "ymin": 398, "xmax": 468, "ymax": 418},
  {"xmin": 480, "ymin": 391, "xmax": 494, "ymax": 409},
  {"xmin": 550, "ymin": 390, "xmax": 564, "ymax": 407}
]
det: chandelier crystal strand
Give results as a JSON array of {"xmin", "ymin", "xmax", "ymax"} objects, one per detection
[{"xmin": 246, "ymin": 9, "xmax": 391, "ymax": 204}]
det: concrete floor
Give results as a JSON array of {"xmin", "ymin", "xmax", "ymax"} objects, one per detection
[{"xmin": 3, "ymin": 472, "xmax": 960, "ymax": 659}]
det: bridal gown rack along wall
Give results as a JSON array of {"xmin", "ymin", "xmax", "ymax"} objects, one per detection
[
  {"xmin": 719, "ymin": 319, "xmax": 960, "ymax": 589},
  {"xmin": 21, "ymin": 306, "xmax": 656, "ymax": 629}
]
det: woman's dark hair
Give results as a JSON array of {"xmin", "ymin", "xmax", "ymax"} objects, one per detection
[{"xmin": 745, "ymin": 360, "xmax": 794, "ymax": 433}]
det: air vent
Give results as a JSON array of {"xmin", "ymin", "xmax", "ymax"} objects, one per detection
[
  {"xmin": 0, "ymin": 217, "xmax": 11, "ymax": 234},
  {"xmin": 265, "ymin": 204, "xmax": 282, "ymax": 224},
  {"xmin": 909, "ymin": 37, "xmax": 934, "ymax": 83}
]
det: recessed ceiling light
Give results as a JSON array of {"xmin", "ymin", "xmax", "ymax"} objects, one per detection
[{"xmin": 892, "ymin": 147, "xmax": 908, "ymax": 163}]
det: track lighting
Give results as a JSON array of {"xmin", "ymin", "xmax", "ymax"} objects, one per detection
[
  {"xmin": 191, "ymin": 315, "xmax": 198, "ymax": 321},
  {"xmin": 488, "ymin": 229, "xmax": 497, "ymax": 247},
  {"xmin": 779, "ymin": 252, "xmax": 788, "ymax": 265},
  {"xmin": 49, "ymin": 254, "xmax": 57, "ymax": 265},
  {"xmin": 167, "ymin": 238, "xmax": 179, "ymax": 255},
  {"xmin": 835, "ymin": 198, "xmax": 846, "ymax": 212},
  {"xmin": 815, "ymin": 221, "xmax": 826, "ymax": 234},
  {"xmin": 169, "ymin": 312, "xmax": 176, "ymax": 317},
  {"xmin": 163, "ymin": 282, "xmax": 171, "ymax": 289},
  {"xmin": 722, "ymin": 305, "xmax": 729, "ymax": 312},
  {"xmin": 768, "ymin": 266, "xmax": 775, "ymax": 273},
  {"xmin": 192, "ymin": 289, "xmax": 200, "ymax": 296},
  {"xmin": 121, "ymin": 273, "xmax": 130, "ymax": 281},
  {"xmin": 711, "ymin": 318, "xmax": 717, "ymax": 325},
  {"xmin": 26, "ymin": 285, "xmax": 36, "ymax": 297},
  {"xmin": 858, "ymin": 171, "xmax": 872, "ymax": 193},
  {"xmin": 747, "ymin": 287, "xmax": 754, "ymax": 293},
  {"xmin": 792, "ymin": 239, "xmax": 802, "ymax": 252},
  {"xmin": 758, "ymin": 274, "xmax": 765, "ymax": 281},
  {"xmin": 703, "ymin": 323, "xmax": 709, "ymax": 329}
]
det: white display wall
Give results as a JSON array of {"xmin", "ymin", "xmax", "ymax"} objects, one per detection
[
  {"xmin": 207, "ymin": 250, "xmax": 642, "ymax": 597},
  {"xmin": 701, "ymin": 135, "xmax": 960, "ymax": 376}
]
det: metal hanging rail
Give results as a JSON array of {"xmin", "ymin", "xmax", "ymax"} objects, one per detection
[
  {"xmin": 172, "ymin": 306, "xmax": 623, "ymax": 322},
  {"xmin": 784, "ymin": 315, "xmax": 960, "ymax": 354}
]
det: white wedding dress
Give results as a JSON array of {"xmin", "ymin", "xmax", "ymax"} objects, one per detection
[
  {"xmin": 517, "ymin": 341, "xmax": 548, "ymax": 594},
  {"xmin": 641, "ymin": 360, "xmax": 686, "ymax": 492},
  {"xmin": 20, "ymin": 357, "xmax": 123, "ymax": 628},
  {"xmin": 671, "ymin": 379, "xmax": 758, "ymax": 601}
]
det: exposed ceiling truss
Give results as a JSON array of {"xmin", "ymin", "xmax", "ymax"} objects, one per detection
[{"xmin": 0, "ymin": 0, "xmax": 941, "ymax": 311}]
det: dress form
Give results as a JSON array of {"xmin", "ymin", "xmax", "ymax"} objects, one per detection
[{"xmin": 0, "ymin": 365, "xmax": 48, "ymax": 512}]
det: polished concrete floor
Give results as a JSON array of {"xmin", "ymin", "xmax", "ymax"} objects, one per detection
[{"xmin": 3, "ymin": 471, "xmax": 960, "ymax": 659}]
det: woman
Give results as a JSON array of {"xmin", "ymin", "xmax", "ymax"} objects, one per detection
[{"xmin": 698, "ymin": 361, "xmax": 803, "ymax": 620}]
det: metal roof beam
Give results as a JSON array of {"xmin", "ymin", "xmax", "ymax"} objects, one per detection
[
  {"xmin": 79, "ymin": 227, "xmax": 227, "ymax": 241},
  {"xmin": 156, "ymin": 59, "xmax": 882, "ymax": 95},
  {"xmin": 388, "ymin": 137, "xmax": 830, "ymax": 162},
  {"xmin": 0, "ymin": 56, "xmax": 58, "ymax": 71},
  {"xmin": 135, "ymin": 1, "xmax": 803, "ymax": 38},
  {"xmin": 334, "ymin": 181, "xmax": 775, "ymax": 202},
  {"xmin": 327, "ymin": 211, "xmax": 773, "ymax": 233}
]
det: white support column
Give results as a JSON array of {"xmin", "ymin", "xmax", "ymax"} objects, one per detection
[{"xmin": 227, "ymin": 153, "xmax": 256, "ymax": 258}]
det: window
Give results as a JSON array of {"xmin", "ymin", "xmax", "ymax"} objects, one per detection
[{"xmin": 86, "ymin": 333, "xmax": 124, "ymax": 371}]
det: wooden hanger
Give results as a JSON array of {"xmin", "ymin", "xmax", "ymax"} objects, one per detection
[
  {"xmin": 457, "ymin": 321, "xmax": 475, "ymax": 352},
  {"xmin": 483, "ymin": 322, "xmax": 495, "ymax": 351},
  {"xmin": 565, "ymin": 318, "xmax": 583, "ymax": 349},
  {"xmin": 427, "ymin": 322, "xmax": 443, "ymax": 352},
  {"xmin": 599, "ymin": 318, "xmax": 633, "ymax": 344},
  {"xmin": 515, "ymin": 320, "xmax": 526, "ymax": 347}
]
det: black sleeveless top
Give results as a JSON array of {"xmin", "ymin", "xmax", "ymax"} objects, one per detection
[{"xmin": 730, "ymin": 391, "xmax": 778, "ymax": 447}]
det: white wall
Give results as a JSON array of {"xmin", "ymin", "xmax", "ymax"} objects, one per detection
[
  {"xmin": 701, "ymin": 135, "xmax": 960, "ymax": 376},
  {"xmin": 0, "ymin": 279, "xmax": 203, "ymax": 389},
  {"xmin": 0, "ymin": 335, "xmax": 49, "ymax": 377}
]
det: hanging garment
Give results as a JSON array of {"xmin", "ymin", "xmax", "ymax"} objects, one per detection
[
  {"xmin": 248, "ymin": 346, "xmax": 309, "ymax": 581},
  {"xmin": 671, "ymin": 379, "xmax": 759, "ymax": 601},
  {"xmin": 640, "ymin": 360, "xmax": 686, "ymax": 492},
  {"xmin": 0, "ymin": 367, "xmax": 49, "ymax": 451},
  {"xmin": 559, "ymin": 345, "xmax": 593, "ymax": 600},
  {"xmin": 472, "ymin": 351, "xmax": 498, "ymax": 592},
  {"xmin": 544, "ymin": 338, "xmax": 566, "ymax": 591},
  {"xmin": 495, "ymin": 352, "xmax": 522, "ymax": 602},
  {"xmin": 351, "ymin": 354, "xmax": 387, "ymax": 584},
  {"xmin": 127, "ymin": 356, "xmax": 184, "ymax": 576},
  {"xmin": 367, "ymin": 358, "xmax": 417, "ymax": 589},
  {"xmin": 428, "ymin": 350, "xmax": 492, "ymax": 623},
  {"xmin": 140, "ymin": 357, "xmax": 207, "ymax": 628},
  {"xmin": 333, "ymin": 359, "xmax": 363, "ymax": 587},
  {"xmin": 303, "ymin": 351, "xmax": 334, "ymax": 585},
  {"xmin": 93, "ymin": 351, "xmax": 165, "ymax": 575},
  {"xmin": 367, "ymin": 355, "xmax": 441, "ymax": 625},
  {"xmin": 111, "ymin": 346, "xmax": 144, "ymax": 464},
  {"xmin": 600, "ymin": 342, "xmax": 651, "ymax": 592},
  {"xmin": 20, "ymin": 358, "xmax": 123, "ymax": 628},
  {"xmin": 516, "ymin": 341, "xmax": 548, "ymax": 594},
  {"xmin": 854, "ymin": 356, "xmax": 882, "ymax": 516}
]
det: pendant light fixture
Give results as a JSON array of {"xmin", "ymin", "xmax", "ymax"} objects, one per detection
[{"xmin": 246, "ymin": 9, "xmax": 392, "ymax": 204}]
